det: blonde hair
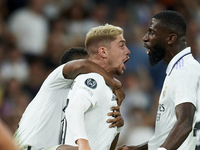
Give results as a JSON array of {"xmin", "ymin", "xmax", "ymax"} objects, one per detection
[{"xmin": 85, "ymin": 24, "xmax": 123, "ymax": 55}]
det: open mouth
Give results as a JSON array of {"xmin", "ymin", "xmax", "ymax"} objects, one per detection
[
  {"xmin": 143, "ymin": 43, "xmax": 150, "ymax": 55},
  {"xmin": 122, "ymin": 56, "xmax": 130, "ymax": 70},
  {"xmin": 124, "ymin": 56, "xmax": 130, "ymax": 64}
]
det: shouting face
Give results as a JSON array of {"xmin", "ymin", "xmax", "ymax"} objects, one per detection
[
  {"xmin": 107, "ymin": 34, "xmax": 130, "ymax": 75},
  {"xmin": 143, "ymin": 18, "xmax": 167, "ymax": 66}
]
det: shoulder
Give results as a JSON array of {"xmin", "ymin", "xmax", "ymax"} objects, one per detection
[
  {"xmin": 43, "ymin": 64, "xmax": 73, "ymax": 87},
  {"xmin": 75, "ymin": 73, "xmax": 106, "ymax": 90},
  {"xmin": 76, "ymin": 73, "xmax": 104, "ymax": 82}
]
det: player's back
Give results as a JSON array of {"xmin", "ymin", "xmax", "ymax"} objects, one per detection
[{"xmin": 14, "ymin": 64, "xmax": 73, "ymax": 150}]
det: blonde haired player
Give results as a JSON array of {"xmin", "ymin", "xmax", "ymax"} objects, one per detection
[
  {"xmin": 14, "ymin": 47, "xmax": 125, "ymax": 150},
  {"xmin": 61, "ymin": 24, "xmax": 130, "ymax": 150}
]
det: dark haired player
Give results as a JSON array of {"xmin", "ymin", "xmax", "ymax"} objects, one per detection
[{"xmin": 117, "ymin": 10, "xmax": 200, "ymax": 150}]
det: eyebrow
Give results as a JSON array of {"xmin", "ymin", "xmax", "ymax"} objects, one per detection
[{"xmin": 118, "ymin": 40, "xmax": 126, "ymax": 44}]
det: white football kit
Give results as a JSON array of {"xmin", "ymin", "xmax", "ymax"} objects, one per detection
[
  {"xmin": 65, "ymin": 73, "xmax": 120, "ymax": 150},
  {"xmin": 14, "ymin": 64, "xmax": 73, "ymax": 150},
  {"xmin": 196, "ymin": 103, "xmax": 200, "ymax": 149},
  {"xmin": 148, "ymin": 47, "xmax": 200, "ymax": 150}
]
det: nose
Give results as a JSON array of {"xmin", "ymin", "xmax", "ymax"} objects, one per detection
[
  {"xmin": 125, "ymin": 46, "xmax": 130, "ymax": 55},
  {"xmin": 143, "ymin": 33, "xmax": 148, "ymax": 42}
]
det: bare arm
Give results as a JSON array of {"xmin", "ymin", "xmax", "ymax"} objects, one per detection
[
  {"xmin": 117, "ymin": 142, "xmax": 148, "ymax": 150},
  {"xmin": 57, "ymin": 145, "xmax": 78, "ymax": 150},
  {"xmin": 160, "ymin": 102, "xmax": 195, "ymax": 150},
  {"xmin": 63, "ymin": 59, "xmax": 119, "ymax": 88},
  {"xmin": 63, "ymin": 59, "xmax": 125, "ymax": 105},
  {"xmin": 77, "ymin": 139, "xmax": 91, "ymax": 150},
  {"xmin": 110, "ymin": 133, "xmax": 120, "ymax": 150},
  {"xmin": 0, "ymin": 120, "xmax": 20, "ymax": 150}
]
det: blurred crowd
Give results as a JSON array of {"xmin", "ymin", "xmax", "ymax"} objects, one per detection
[{"xmin": 0, "ymin": 0, "xmax": 200, "ymax": 147}]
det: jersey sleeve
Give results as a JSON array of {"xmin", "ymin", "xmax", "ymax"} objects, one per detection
[
  {"xmin": 171, "ymin": 70, "xmax": 198, "ymax": 107},
  {"xmin": 43, "ymin": 64, "xmax": 74, "ymax": 89},
  {"xmin": 66, "ymin": 94, "xmax": 92, "ymax": 143},
  {"xmin": 73, "ymin": 73, "xmax": 106, "ymax": 107}
]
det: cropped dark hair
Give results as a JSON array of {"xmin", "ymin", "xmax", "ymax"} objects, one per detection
[
  {"xmin": 153, "ymin": 10, "xmax": 186, "ymax": 36},
  {"xmin": 60, "ymin": 47, "xmax": 88, "ymax": 65}
]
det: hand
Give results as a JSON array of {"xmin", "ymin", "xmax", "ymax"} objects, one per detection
[
  {"xmin": 107, "ymin": 106, "xmax": 124, "ymax": 128},
  {"xmin": 112, "ymin": 78, "xmax": 125, "ymax": 106},
  {"xmin": 77, "ymin": 139, "xmax": 91, "ymax": 150},
  {"xmin": 117, "ymin": 145, "xmax": 137, "ymax": 150},
  {"xmin": 57, "ymin": 145, "xmax": 78, "ymax": 150}
]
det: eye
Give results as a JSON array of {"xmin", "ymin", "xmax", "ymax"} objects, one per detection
[
  {"xmin": 120, "ymin": 43, "xmax": 125, "ymax": 47},
  {"xmin": 148, "ymin": 29, "xmax": 154, "ymax": 35}
]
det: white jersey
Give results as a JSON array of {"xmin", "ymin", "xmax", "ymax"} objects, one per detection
[
  {"xmin": 14, "ymin": 64, "xmax": 73, "ymax": 150},
  {"xmin": 195, "ymin": 63, "xmax": 200, "ymax": 149},
  {"xmin": 196, "ymin": 104, "xmax": 200, "ymax": 149},
  {"xmin": 65, "ymin": 73, "xmax": 119, "ymax": 150},
  {"xmin": 148, "ymin": 47, "xmax": 200, "ymax": 150}
]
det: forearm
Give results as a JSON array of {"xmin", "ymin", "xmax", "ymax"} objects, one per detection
[
  {"xmin": 160, "ymin": 120, "xmax": 192, "ymax": 150},
  {"xmin": 57, "ymin": 145, "xmax": 78, "ymax": 150},
  {"xmin": 0, "ymin": 121, "xmax": 20, "ymax": 150},
  {"xmin": 81, "ymin": 61, "xmax": 125, "ymax": 106},
  {"xmin": 64, "ymin": 60, "xmax": 124, "ymax": 105},
  {"xmin": 110, "ymin": 133, "xmax": 120, "ymax": 150},
  {"xmin": 82, "ymin": 60, "xmax": 122, "ymax": 89},
  {"xmin": 136, "ymin": 142, "xmax": 148, "ymax": 150},
  {"xmin": 77, "ymin": 139, "xmax": 91, "ymax": 150},
  {"xmin": 160, "ymin": 103, "xmax": 195, "ymax": 150}
]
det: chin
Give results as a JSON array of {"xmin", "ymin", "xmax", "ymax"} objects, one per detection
[{"xmin": 117, "ymin": 70, "xmax": 123, "ymax": 75}]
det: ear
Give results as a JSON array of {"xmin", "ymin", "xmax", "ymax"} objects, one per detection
[
  {"xmin": 167, "ymin": 34, "xmax": 177, "ymax": 45},
  {"xmin": 98, "ymin": 46, "xmax": 107, "ymax": 58}
]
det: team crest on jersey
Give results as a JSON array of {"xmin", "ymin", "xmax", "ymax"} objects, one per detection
[
  {"xmin": 162, "ymin": 86, "xmax": 167, "ymax": 98},
  {"xmin": 85, "ymin": 78, "xmax": 97, "ymax": 89}
]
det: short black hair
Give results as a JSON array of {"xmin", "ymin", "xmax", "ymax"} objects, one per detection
[
  {"xmin": 60, "ymin": 47, "xmax": 88, "ymax": 65},
  {"xmin": 153, "ymin": 10, "xmax": 186, "ymax": 36}
]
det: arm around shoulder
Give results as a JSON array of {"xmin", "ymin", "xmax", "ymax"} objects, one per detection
[{"xmin": 62, "ymin": 59, "xmax": 122, "ymax": 89}]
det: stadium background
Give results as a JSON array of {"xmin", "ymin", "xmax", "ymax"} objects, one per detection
[{"xmin": 0, "ymin": 0, "xmax": 200, "ymax": 146}]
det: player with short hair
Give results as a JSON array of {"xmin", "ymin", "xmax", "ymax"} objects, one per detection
[
  {"xmin": 117, "ymin": 10, "xmax": 200, "ymax": 150},
  {"xmin": 59, "ymin": 24, "xmax": 130, "ymax": 150},
  {"xmin": 14, "ymin": 47, "xmax": 125, "ymax": 150}
]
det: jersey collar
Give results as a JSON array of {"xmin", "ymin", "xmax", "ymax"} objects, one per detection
[{"xmin": 166, "ymin": 47, "xmax": 191, "ymax": 75}]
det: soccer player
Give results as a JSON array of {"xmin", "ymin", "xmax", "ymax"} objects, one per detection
[
  {"xmin": 0, "ymin": 120, "xmax": 20, "ymax": 150},
  {"xmin": 14, "ymin": 47, "xmax": 125, "ymax": 150},
  {"xmin": 58, "ymin": 24, "xmax": 130, "ymax": 150},
  {"xmin": 117, "ymin": 10, "xmax": 200, "ymax": 150}
]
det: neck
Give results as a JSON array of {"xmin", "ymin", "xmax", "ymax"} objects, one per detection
[
  {"xmin": 89, "ymin": 57, "xmax": 113, "ymax": 76},
  {"xmin": 164, "ymin": 37, "xmax": 187, "ymax": 64}
]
